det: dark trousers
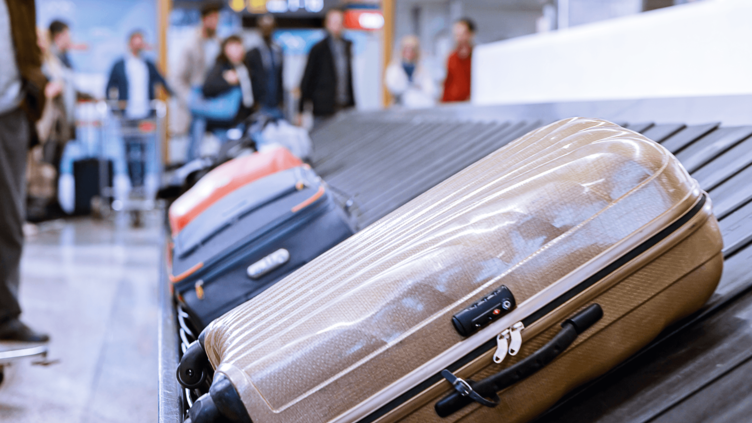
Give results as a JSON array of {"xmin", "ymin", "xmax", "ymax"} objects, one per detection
[
  {"xmin": 125, "ymin": 138, "xmax": 146, "ymax": 188},
  {"xmin": 0, "ymin": 108, "xmax": 29, "ymax": 323}
]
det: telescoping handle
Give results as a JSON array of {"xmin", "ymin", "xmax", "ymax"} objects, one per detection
[{"xmin": 435, "ymin": 304, "xmax": 603, "ymax": 418}]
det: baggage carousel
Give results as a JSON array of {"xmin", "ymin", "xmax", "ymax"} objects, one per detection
[{"xmin": 159, "ymin": 94, "xmax": 752, "ymax": 423}]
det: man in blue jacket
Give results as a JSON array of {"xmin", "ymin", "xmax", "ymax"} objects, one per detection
[
  {"xmin": 106, "ymin": 30, "xmax": 170, "ymax": 118},
  {"xmin": 106, "ymin": 30, "xmax": 170, "ymax": 192}
]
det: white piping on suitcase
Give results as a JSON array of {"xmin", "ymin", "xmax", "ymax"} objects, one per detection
[{"xmin": 324, "ymin": 187, "xmax": 704, "ymax": 423}]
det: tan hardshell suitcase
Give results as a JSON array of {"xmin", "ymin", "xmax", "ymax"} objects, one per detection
[{"xmin": 179, "ymin": 117, "xmax": 723, "ymax": 423}]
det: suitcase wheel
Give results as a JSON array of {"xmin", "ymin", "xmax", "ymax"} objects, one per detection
[{"xmin": 177, "ymin": 341, "xmax": 210, "ymax": 389}]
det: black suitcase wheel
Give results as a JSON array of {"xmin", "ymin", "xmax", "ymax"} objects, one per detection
[{"xmin": 177, "ymin": 341, "xmax": 210, "ymax": 389}]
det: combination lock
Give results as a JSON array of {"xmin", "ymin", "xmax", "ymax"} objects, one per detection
[{"xmin": 452, "ymin": 286, "xmax": 516, "ymax": 337}]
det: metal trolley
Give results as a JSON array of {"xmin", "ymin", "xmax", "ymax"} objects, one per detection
[{"xmin": 96, "ymin": 100, "xmax": 166, "ymax": 226}]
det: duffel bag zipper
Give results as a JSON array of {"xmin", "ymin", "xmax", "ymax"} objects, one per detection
[{"xmin": 493, "ymin": 322, "xmax": 524, "ymax": 364}]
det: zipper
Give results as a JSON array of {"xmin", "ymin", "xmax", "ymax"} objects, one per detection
[{"xmin": 493, "ymin": 322, "xmax": 524, "ymax": 364}]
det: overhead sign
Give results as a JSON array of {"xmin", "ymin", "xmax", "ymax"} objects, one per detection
[
  {"xmin": 228, "ymin": 0, "xmax": 325, "ymax": 14},
  {"xmin": 344, "ymin": 9, "xmax": 384, "ymax": 31}
]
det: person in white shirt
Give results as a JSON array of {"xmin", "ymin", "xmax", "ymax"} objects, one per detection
[
  {"xmin": 105, "ymin": 31, "xmax": 171, "ymax": 190},
  {"xmin": 384, "ymin": 35, "xmax": 438, "ymax": 109},
  {"xmin": 106, "ymin": 31, "xmax": 171, "ymax": 116}
]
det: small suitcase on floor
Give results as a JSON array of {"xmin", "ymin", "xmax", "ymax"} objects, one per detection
[
  {"xmin": 73, "ymin": 158, "xmax": 113, "ymax": 215},
  {"xmin": 168, "ymin": 147, "xmax": 302, "ymax": 235},
  {"xmin": 178, "ymin": 118, "xmax": 723, "ymax": 423},
  {"xmin": 170, "ymin": 166, "xmax": 355, "ymax": 331}
]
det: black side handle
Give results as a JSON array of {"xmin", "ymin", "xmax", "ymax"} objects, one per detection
[
  {"xmin": 184, "ymin": 374, "xmax": 254, "ymax": 423},
  {"xmin": 177, "ymin": 341, "xmax": 211, "ymax": 389},
  {"xmin": 184, "ymin": 393, "xmax": 227, "ymax": 423},
  {"xmin": 435, "ymin": 304, "xmax": 603, "ymax": 418}
]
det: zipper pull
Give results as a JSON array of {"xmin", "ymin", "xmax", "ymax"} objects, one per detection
[
  {"xmin": 508, "ymin": 322, "xmax": 524, "ymax": 356},
  {"xmin": 493, "ymin": 329, "xmax": 510, "ymax": 364}
]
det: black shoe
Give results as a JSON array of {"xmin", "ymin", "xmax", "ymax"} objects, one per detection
[{"xmin": 0, "ymin": 319, "xmax": 50, "ymax": 343}]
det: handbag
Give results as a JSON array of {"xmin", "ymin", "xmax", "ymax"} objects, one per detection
[{"xmin": 188, "ymin": 86, "xmax": 242, "ymax": 122}]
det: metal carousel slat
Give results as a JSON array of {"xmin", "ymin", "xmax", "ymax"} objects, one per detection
[
  {"xmin": 692, "ymin": 135, "xmax": 752, "ymax": 192},
  {"xmin": 675, "ymin": 126, "xmax": 752, "ymax": 173},
  {"xmin": 641, "ymin": 123, "xmax": 686, "ymax": 143},
  {"xmin": 660, "ymin": 122, "xmax": 720, "ymax": 154}
]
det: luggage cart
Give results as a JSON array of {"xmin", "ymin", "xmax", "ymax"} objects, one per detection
[
  {"xmin": 0, "ymin": 343, "xmax": 50, "ymax": 387},
  {"xmin": 100, "ymin": 100, "xmax": 166, "ymax": 227}
]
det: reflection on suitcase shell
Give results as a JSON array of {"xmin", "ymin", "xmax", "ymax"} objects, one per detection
[{"xmin": 193, "ymin": 118, "xmax": 722, "ymax": 423}]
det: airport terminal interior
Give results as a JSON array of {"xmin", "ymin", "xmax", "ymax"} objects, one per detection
[{"xmin": 2, "ymin": 0, "xmax": 752, "ymax": 422}]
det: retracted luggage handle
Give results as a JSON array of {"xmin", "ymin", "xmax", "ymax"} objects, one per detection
[
  {"xmin": 435, "ymin": 304, "xmax": 603, "ymax": 418},
  {"xmin": 326, "ymin": 183, "xmax": 357, "ymax": 216}
]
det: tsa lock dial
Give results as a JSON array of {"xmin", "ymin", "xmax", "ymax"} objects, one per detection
[{"xmin": 452, "ymin": 286, "xmax": 516, "ymax": 337}]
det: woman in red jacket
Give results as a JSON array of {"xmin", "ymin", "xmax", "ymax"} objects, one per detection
[{"xmin": 442, "ymin": 18, "xmax": 476, "ymax": 103}]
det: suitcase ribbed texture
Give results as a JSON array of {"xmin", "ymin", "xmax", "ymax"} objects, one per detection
[{"xmin": 202, "ymin": 117, "xmax": 718, "ymax": 423}]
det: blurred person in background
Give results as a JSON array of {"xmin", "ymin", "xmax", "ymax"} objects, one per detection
[
  {"xmin": 26, "ymin": 27, "xmax": 70, "ymax": 220},
  {"xmin": 385, "ymin": 35, "xmax": 437, "ymax": 109},
  {"xmin": 38, "ymin": 24, "xmax": 77, "ymax": 172},
  {"xmin": 442, "ymin": 18, "xmax": 475, "ymax": 103},
  {"xmin": 299, "ymin": 7, "xmax": 355, "ymax": 127},
  {"xmin": 106, "ymin": 30, "xmax": 170, "ymax": 119},
  {"xmin": 203, "ymin": 35, "xmax": 254, "ymax": 131},
  {"xmin": 48, "ymin": 20, "xmax": 73, "ymax": 70},
  {"xmin": 106, "ymin": 30, "xmax": 171, "ymax": 190},
  {"xmin": 245, "ymin": 14, "xmax": 284, "ymax": 118},
  {"xmin": 0, "ymin": 0, "xmax": 50, "ymax": 342},
  {"xmin": 173, "ymin": 3, "xmax": 221, "ymax": 159}
]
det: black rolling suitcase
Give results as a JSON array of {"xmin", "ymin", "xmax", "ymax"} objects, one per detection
[
  {"xmin": 73, "ymin": 158, "xmax": 113, "ymax": 215},
  {"xmin": 170, "ymin": 166, "xmax": 355, "ymax": 330}
]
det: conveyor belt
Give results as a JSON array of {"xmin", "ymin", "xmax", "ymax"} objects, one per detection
[
  {"xmin": 158, "ymin": 99, "xmax": 752, "ymax": 423},
  {"xmin": 309, "ymin": 112, "xmax": 752, "ymax": 423}
]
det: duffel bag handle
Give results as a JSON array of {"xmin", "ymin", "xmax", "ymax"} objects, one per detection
[{"xmin": 435, "ymin": 304, "xmax": 603, "ymax": 418}]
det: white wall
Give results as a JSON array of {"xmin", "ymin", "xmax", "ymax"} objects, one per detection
[{"xmin": 473, "ymin": 0, "xmax": 752, "ymax": 105}]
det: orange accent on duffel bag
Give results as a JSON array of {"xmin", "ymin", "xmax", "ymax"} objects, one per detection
[
  {"xmin": 169, "ymin": 262, "xmax": 204, "ymax": 284},
  {"xmin": 291, "ymin": 186, "xmax": 326, "ymax": 213},
  {"xmin": 168, "ymin": 147, "xmax": 302, "ymax": 235}
]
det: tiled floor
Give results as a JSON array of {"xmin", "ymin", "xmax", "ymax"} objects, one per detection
[{"xmin": 0, "ymin": 213, "xmax": 162, "ymax": 422}]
